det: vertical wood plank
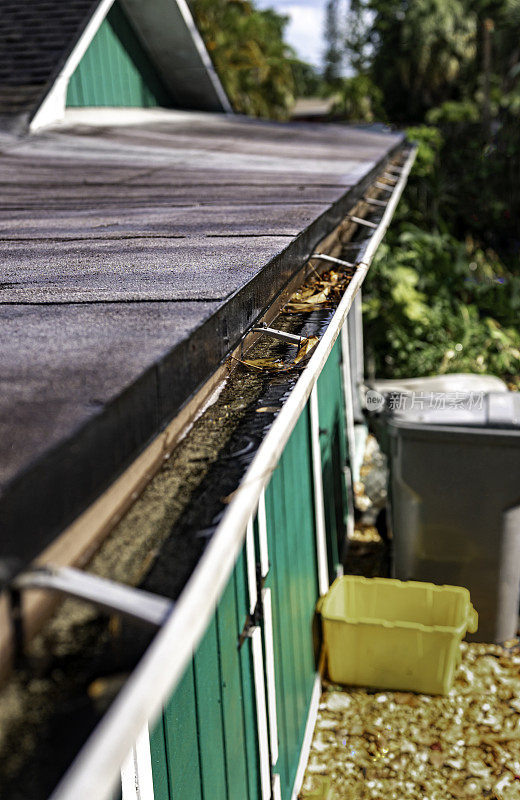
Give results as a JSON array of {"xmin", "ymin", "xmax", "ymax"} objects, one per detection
[
  {"xmin": 264, "ymin": 464, "xmax": 296, "ymax": 798},
  {"xmin": 340, "ymin": 323, "xmax": 357, "ymax": 478},
  {"xmin": 299, "ymin": 407, "xmax": 320, "ymax": 672},
  {"xmin": 264, "ymin": 405, "xmax": 321, "ymax": 800},
  {"xmin": 235, "ymin": 548, "xmax": 262, "ymax": 800},
  {"xmin": 261, "ymin": 587, "xmax": 279, "ymax": 767},
  {"xmin": 283, "ymin": 418, "xmax": 309, "ymax": 736},
  {"xmin": 309, "ymin": 385, "xmax": 330, "ymax": 596},
  {"xmin": 250, "ymin": 627, "xmax": 272, "ymax": 800},
  {"xmin": 149, "ymin": 716, "xmax": 170, "ymax": 800},
  {"xmin": 66, "ymin": 0, "xmax": 170, "ymax": 108},
  {"xmin": 287, "ymin": 412, "xmax": 318, "ymax": 739},
  {"xmin": 193, "ymin": 617, "xmax": 228, "ymax": 800},
  {"xmin": 217, "ymin": 576, "xmax": 250, "ymax": 800},
  {"xmin": 317, "ymin": 337, "xmax": 349, "ymax": 578},
  {"xmin": 256, "ymin": 489, "xmax": 270, "ymax": 580},
  {"xmin": 163, "ymin": 663, "xmax": 202, "ymax": 800}
]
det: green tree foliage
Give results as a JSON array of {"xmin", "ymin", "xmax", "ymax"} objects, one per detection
[
  {"xmin": 347, "ymin": 0, "xmax": 478, "ymax": 121},
  {"xmin": 364, "ymin": 227, "xmax": 520, "ymax": 386},
  {"xmin": 291, "ymin": 60, "xmax": 327, "ymax": 98},
  {"xmin": 330, "ymin": 75, "xmax": 386, "ymax": 121},
  {"xmin": 324, "ymin": 0, "xmax": 343, "ymax": 86},
  {"xmin": 341, "ymin": 2, "xmax": 520, "ymax": 385},
  {"xmin": 425, "ymin": 99, "xmax": 480, "ymax": 123},
  {"xmin": 190, "ymin": 0, "xmax": 520, "ymax": 386},
  {"xmin": 190, "ymin": 0, "xmax": 297, "ymax": 119},
  {"xmin": 363, "ymin": 127, "xmax": 520, "ymax": 386},
  {"xmin": 347, "ymin": 0, "xmax": 520, "ymax": 123},
  {"xmin": 364, "ymin": 225, "xmax": 520, "ymax": 389}
]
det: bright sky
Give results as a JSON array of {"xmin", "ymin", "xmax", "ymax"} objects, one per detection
[{"xmin": 255, "ymin": 0, "xmax": 326, "ymax": 67}]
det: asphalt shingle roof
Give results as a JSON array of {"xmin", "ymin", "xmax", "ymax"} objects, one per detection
[
  {"xmin": 0, "ymin": 0, "xmax": 97, "ymax": 118},
  {"xmin": 0, "ymin": 109, "xmax": 404, "ymax": 572}
]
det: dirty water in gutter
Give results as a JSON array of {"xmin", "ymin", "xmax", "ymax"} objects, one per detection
[{"xmin": 0, "ymin": 216, "xmax": 386, "ymax": 798}]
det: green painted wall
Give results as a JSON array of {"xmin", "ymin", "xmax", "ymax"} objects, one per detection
[
  {"xmin": 263, "ymin": 407, "xmax": 319, "ymax": 800},
  {"xmin": 150, "ymin": 549, "xmax": 261, "ymax": 800},
  {"xmin": 67, "ymin": 2, "xmax": 171, "ymax": 108},
  {"xmin": 317, "ymin": 336, "xmax": 350, "ymax": 580}
]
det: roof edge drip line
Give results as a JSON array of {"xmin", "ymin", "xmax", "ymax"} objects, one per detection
[{"xmin": 49, "ymin": 144, "xmax": 417, "ymax": 800}]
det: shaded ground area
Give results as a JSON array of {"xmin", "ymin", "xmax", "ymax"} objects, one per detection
[{"xmin": 347, "ymin": 433, "xmax": 391, "ymax": 579}]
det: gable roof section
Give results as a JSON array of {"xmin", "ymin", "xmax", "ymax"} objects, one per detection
[
  {"xmin": 65, "ymin": 2, "xmax": 181, "ymax": 109},
  {"xmin": 119, "ymin": 0, "xmax": 230, "ymax": 114},
  {"xmin": 0, "ymin": 0, "xmax": 231, "ymax": 132}
]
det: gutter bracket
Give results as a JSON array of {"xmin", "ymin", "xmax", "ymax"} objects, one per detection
[
  {"xmin": 348, "ymin": 215, "xmax": 379, "ymax": 230},
  {"xmin": 11, "ymin": 565, "xmax": 174, "ymax": 629},
  {"xmin": 251, "ymin": 323, "xmax": 304, "ymax": 347},
  {"xmin": 374, "ymin": 181, "xmax": 394, "ymax": 192},
  {"xmin": 240, "ymin": 323, "xmax": 304, "ymax": 357},
  {"xmin": 237, "ymin": 599, "xmax": 263, "ymax": 650},
  {"xmin": 364, "ymin": 197, "xmax": 388, "ymax": 208},
  {"xmin": 310, "ymin": 253, "xmax": 355, "ymax": 269}
]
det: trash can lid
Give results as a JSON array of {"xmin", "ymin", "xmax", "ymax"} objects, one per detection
[{"xmin": 385, "ymin": 391, "xmax": 520, "ymax": 429}]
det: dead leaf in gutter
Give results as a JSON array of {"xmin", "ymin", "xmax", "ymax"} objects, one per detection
[
  {"xmin": 292, "ymin": 285, "xmax": 330, "ymax": 302},
  {"xmin": 236, "ymin": 357, "xmax": 286, "ymax": 372},
  {"xmin": 294, "ymin": 335, "xmax": 319, "ymax": 363},
  {"xmin": 234, "ymin": 335, "xmax": 319, "ymax": 373},
  {"xmin": 285, "ymin": 302, "xmax": 332, "ymax": 313}
]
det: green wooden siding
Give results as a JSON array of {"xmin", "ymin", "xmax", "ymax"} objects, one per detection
[
  {"xmin": 163, "ymin": 662, "xmax": 202, "ymax": 799},
  {"xmin": 264, "ymin": 407, "xmax": 319, "ymax": 800},
  {"xmin": 234, "ymin": 548, "xmax": 262, "ymax": 800},
  {"xmin": 317, "ymin": 336, "xmax": 350, "ymax": 580},
  {"xmin": 194, "ymin": 618, "xmax": 228, "ymax": 799},
  {"xmin": 150, "ymin": 552, "xmax": 261, "ymax": 800},
  {"xmin": 149, "ymin": 716, "xmax": 170, "ymax": 800},
  {"xmin": 66, "ymin": 1, "xmax": 171, "ymax": 108}
]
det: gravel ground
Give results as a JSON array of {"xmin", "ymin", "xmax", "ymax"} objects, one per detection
[{"xmin": 300, "ymin": 639, "xmax": 520, "ymax": 800}]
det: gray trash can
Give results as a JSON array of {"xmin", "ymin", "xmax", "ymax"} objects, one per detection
[{"xmin": 387, "ymin": 391, "xmax": 520, "ymax": 643}]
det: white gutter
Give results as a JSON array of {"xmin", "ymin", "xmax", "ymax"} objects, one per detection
[
  {"xmin": 309, "ymin": 383, "xmax": 330, "ymax": 596},
  {"xmin": 50, "ymin": 145, "xmax": 417, "ymax": 800}
]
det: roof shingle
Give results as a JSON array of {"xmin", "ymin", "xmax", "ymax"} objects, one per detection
[{"xmin": 0, "ymin": 0, "xmax": 97, "ymax": 119}]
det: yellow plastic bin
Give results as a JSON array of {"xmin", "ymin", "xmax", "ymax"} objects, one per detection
[{"xmin": 319, "ymin": 576, "xmax": 478, "ymax": 695}]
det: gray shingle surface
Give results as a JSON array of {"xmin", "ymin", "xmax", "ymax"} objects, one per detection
[
  {"xmin": 0, "ymin": 0, "xmax": 97, "ymax": 116},
  {"xmin": 0, "ymin": 110, "xmax": 404, "ymax": 565}
]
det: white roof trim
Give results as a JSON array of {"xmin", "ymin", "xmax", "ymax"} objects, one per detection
[
  {"xmin": 30, "ymin": 0, "xmax": 116, "ymax": 131},
  {"xmin": 119, "ymin": 0, "xmax": 231, "ymax": 114},
  {"xmin": 174, "ymin": 0, "xmax": 232, "ymax": 113}
]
